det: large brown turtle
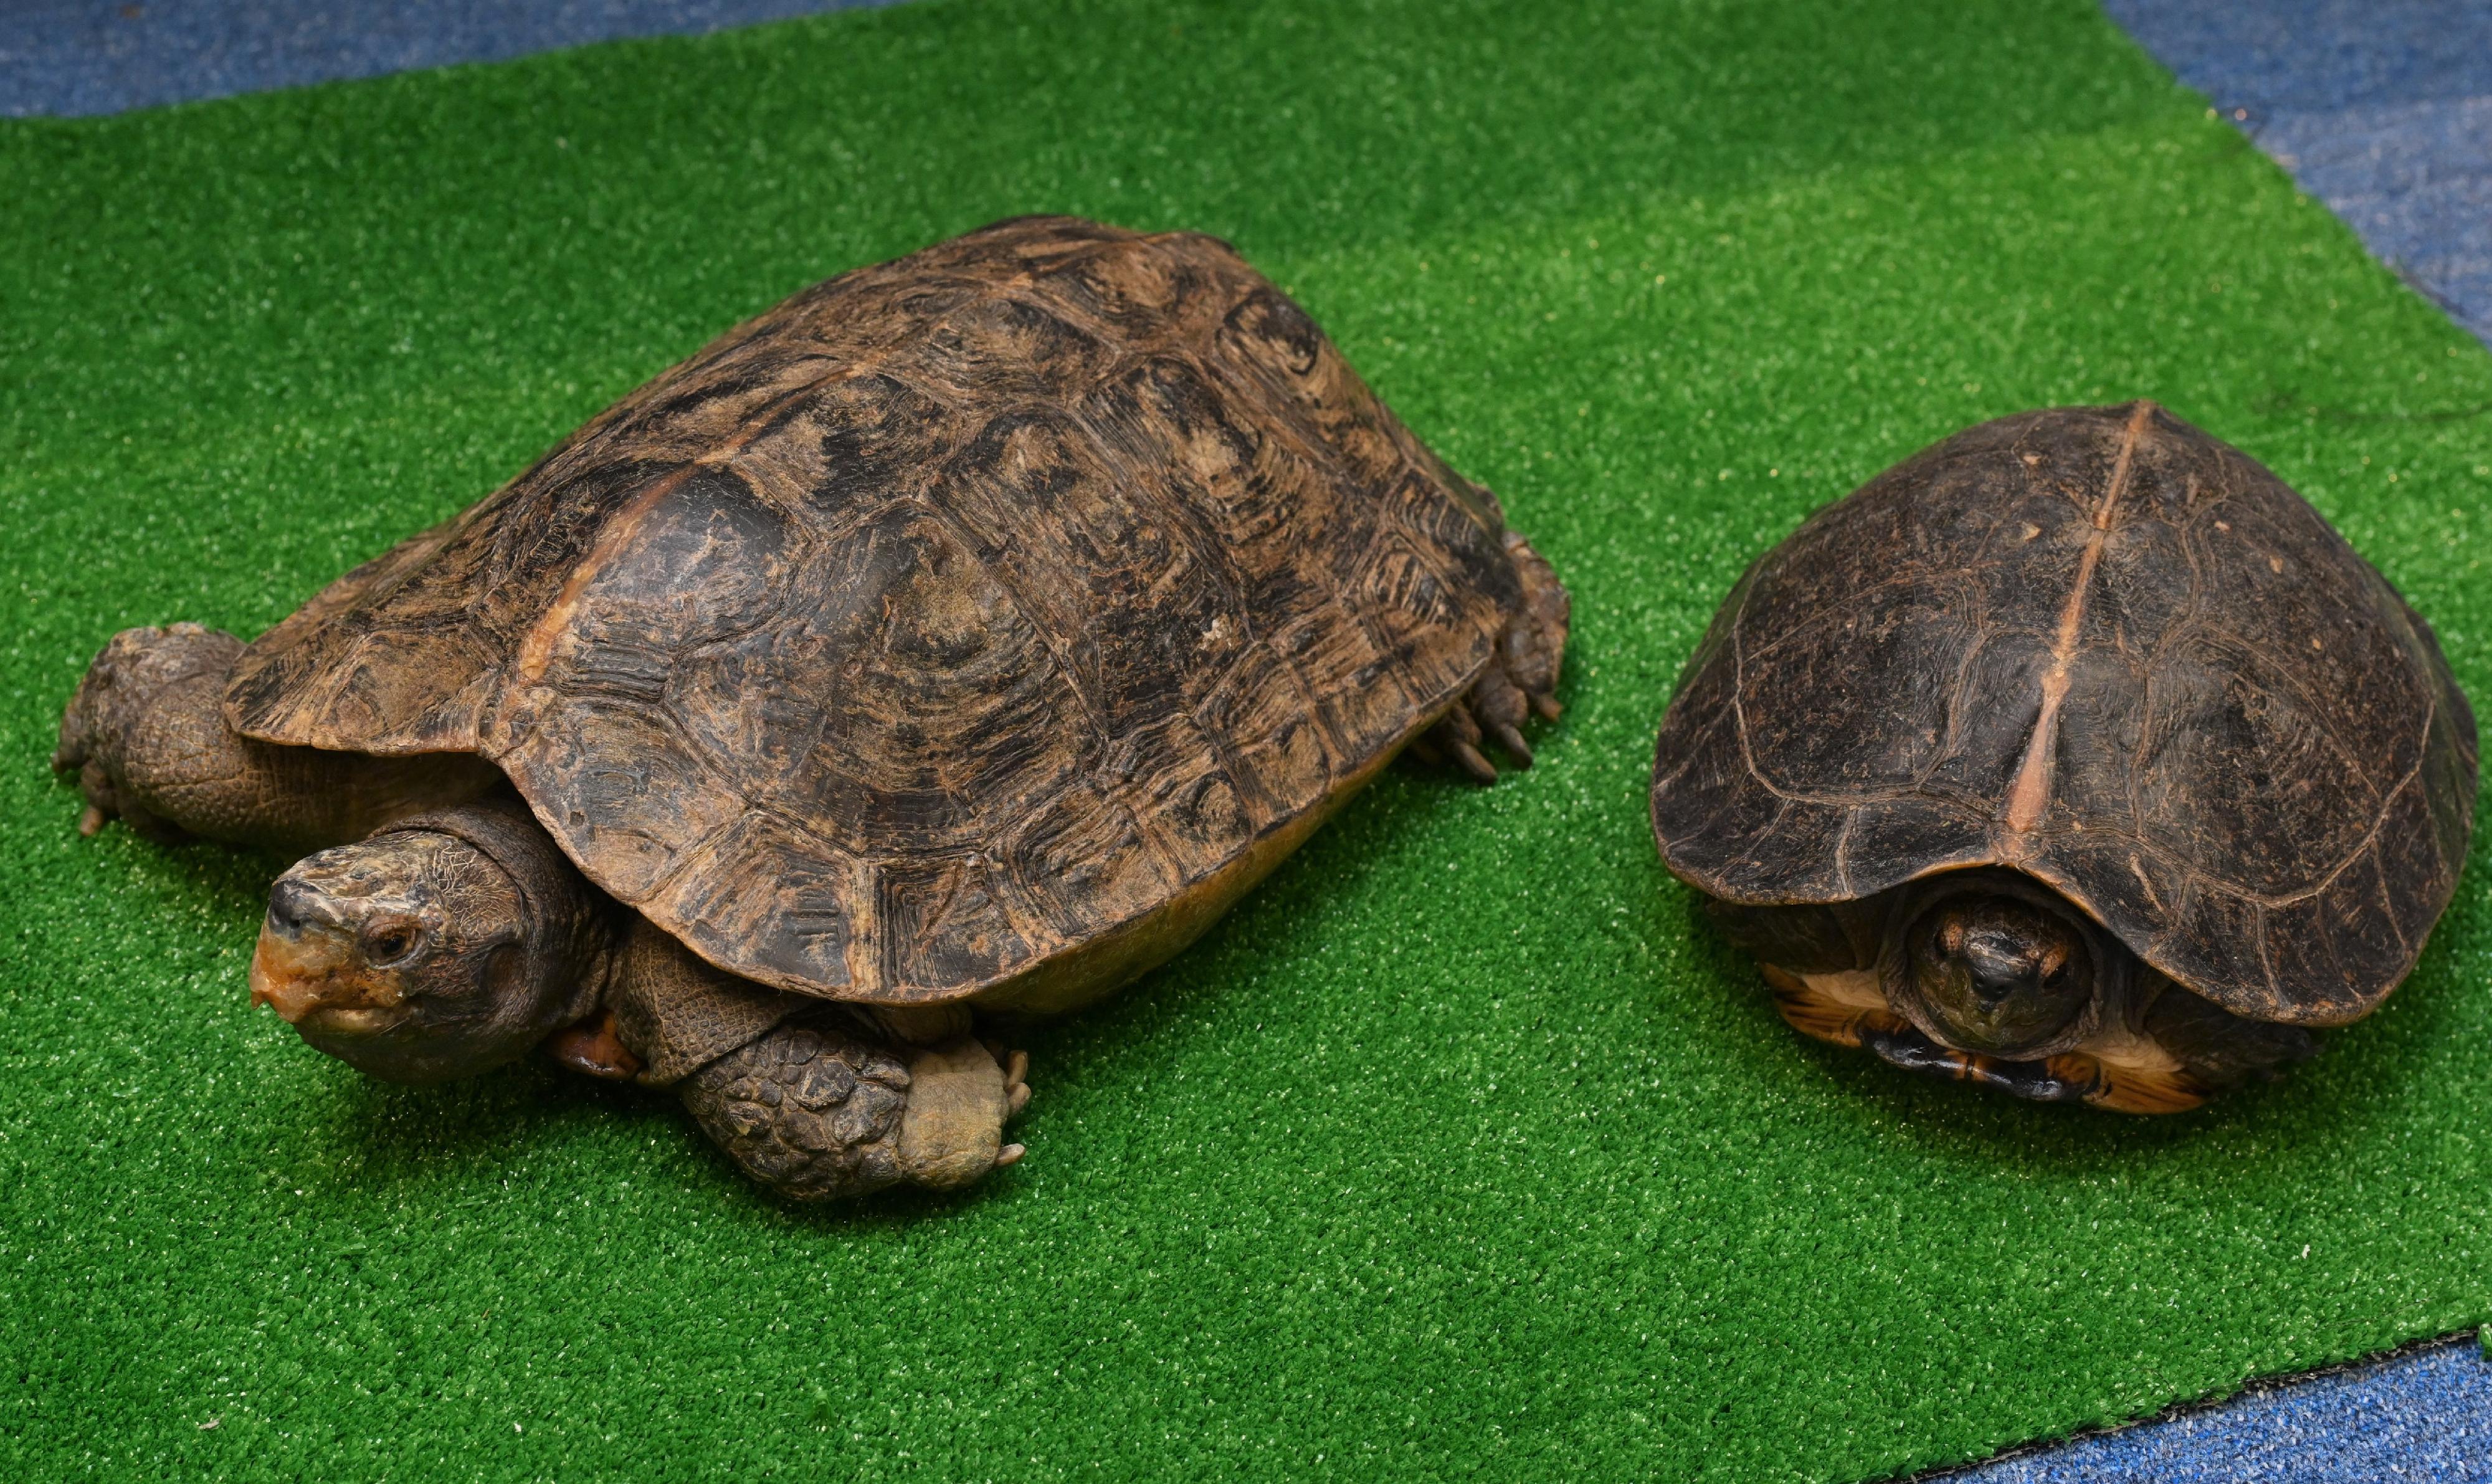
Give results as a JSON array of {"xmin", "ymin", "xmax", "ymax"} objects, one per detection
[
  {"xmin": 1651, "ymin": 402, "xmax": 2474, "ymax": 1112},
  {"xmin": 54, "ymin": 216, "xmax": 1568, "ymax": 1199}
]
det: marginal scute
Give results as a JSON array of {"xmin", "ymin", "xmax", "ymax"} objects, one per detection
[
  {"xmin": 1194, "ymin": 642, "xmax": 1336, "ymax": 829},
  {"xmin": 503, "ymin": 695, "xmax": 748, "ymax": 901},
  {"xmin": 873, "ymin": 854, "xmax": 1039, "ymax": 996},
  {"xmin": 1652, "ymin": 402, "xmax": 2478, "ymax": 1022},
  {"xmin": 226, "ymin": 216, "xmax": 1523, "ymax": 1002},
  {"xmin": 1002, "ymin": 779, "xmax": 1179, "ymax": 942},
  {"xmin": 645, "ymin": 811, "xmax": 867, "ymax": 992}
]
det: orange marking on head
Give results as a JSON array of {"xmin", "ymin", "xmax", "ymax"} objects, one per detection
[{"xmin": 248, "ymin": 930, "xmax": 402, "ymax": 1025}]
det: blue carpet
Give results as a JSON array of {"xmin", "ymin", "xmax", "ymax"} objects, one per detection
[
  {"xmin": 1937, "ymin": 1334, "xmax": 2492, "ymax": 1482},
  {"xmin": 2104, "ymin": 0, "xmax": 2492, "ymax": 346},
  {"xmin": 5, "ymin": 1, "xmax": 2489, "ymax": 1478},
  {"xmin": 0, "ymin": 0, "xmax": 893, "ymax": 117}
]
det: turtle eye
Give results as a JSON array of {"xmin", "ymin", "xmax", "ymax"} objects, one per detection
[{"xmin": 359, "ymin": 915, "xmax": 427, "ymax": 966}]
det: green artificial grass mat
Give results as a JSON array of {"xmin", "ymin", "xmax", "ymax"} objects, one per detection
[{"xmin": 6, "ymin": 0, "xmax": 2491, "ymax": 1477}]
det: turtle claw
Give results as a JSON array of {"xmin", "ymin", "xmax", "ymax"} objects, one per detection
[
  {"xmin": 1422, "ymin": 677, "xmax": 1539, "ymax": 784},
  {"xmin": 1002, "ymin": 1050, "xmax": 1031, "ymax": 1121},
  {"xmin": 74, "ymin": 758, "xmax": 180, "ymax": 844},
  {"xmin": 72, "ymin": 759, "xmax": 120, "ymax": 835},
  {"xmin": 996, "ymin": 1142, "xmax": 1026, "ymax": 1168},
  {"xmin": 1413, "ymin": 525, "xmax": 1568, "ymax": 786}
]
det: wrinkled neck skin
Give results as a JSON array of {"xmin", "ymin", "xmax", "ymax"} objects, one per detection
[{"xmin": 250, "ymin": 793, "xmax": 619, "ymax": 1085}]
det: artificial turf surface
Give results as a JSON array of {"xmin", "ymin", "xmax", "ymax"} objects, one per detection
[{"xmin": 4, "ymin": 0, "xmax": 2491, "ymax": 1476}]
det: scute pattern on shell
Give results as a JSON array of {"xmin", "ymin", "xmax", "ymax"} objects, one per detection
[
  {"xmin": 1650, "ymin": 402, "xmax": 2477, "ymax": 1024},
  {"xmin": 226, "ymin": 216, "xmax": 1521, "ymax": 1002}
]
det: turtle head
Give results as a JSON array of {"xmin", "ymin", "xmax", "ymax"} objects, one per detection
[
  {"xmin": 249, "ymin": 799, "xmax": 602, "ymax": 1085},
  {"xmin": 1890, "ymin": 883, "xmax": 2100, "ymax": 1058}
]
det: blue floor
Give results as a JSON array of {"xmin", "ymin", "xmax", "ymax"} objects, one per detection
[
  {"xmin": 2105, "ymin": 0, "xmax": 2492, "ymax": 348},
  {"xmin": 0, "ymin": 0, "xmax": 893, "ymax": 118},
  {"xmin": 6, "ymin": 1, "xmax": 2491, "ymax": 1477},
  {"xmin": 1936, "ymin": 1334, "xmax": 2492, "ymax": 1482}
]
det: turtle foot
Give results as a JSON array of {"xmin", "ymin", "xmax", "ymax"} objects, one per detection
[
  {"xmin": 677, "ymin": 1008, "xmax": 916, "ymax": 1201},
  {"xmin": 1003, "ymin": 1048, "xmax": 1032, "ymax": 1120},
  {"xmin": 1412, "ymin": 528, "xmax": 1569, "ymax": 784},
  {"xmin": 54, "ymin": 623, "xmax": 240, "ymax": 844},
  {"xmin": 992, "ymin": 1049, "xmax": 1031, "ymax": 1167},
  {"xmin": 894, "ymin": 1039, "xmax": 1019, "ymax": 1190},
  {"xmin": 681, "ymin": 1014, "xmax": 1034, "ymax": 1201}
]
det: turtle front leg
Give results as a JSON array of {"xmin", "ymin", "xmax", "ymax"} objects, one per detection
[
  {"xmin": 55, "ymin": 622, "xmax": 495, "ymax": 850},
  {"xmin": 1413, "ymin": 528, "xmax": 1570, "ymax": 782},
  {"xmin": 56, "ymin": 623, "xmax": 252, "ymax": 843},
  {"xmin": 677, "ymin": 1009, "xmax": 1030, "ymax": 1202}
]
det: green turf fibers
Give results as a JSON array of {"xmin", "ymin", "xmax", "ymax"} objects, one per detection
[{"xmin": 4, "ymin": 0, "xmax": 2491, "ymax": 1477}]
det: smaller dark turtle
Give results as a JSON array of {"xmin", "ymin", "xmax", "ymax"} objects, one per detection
[{"xmin": 1650, "ymin": 402, "xmax": 2477, "ymax": 1111}]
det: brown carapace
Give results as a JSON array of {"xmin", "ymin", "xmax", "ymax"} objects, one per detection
[
  {"xmin": 55, "ymin": 216, "xmax": 1569, "ymax": 1200},
  {"xmin": 1651, "ymin": 402, "xmax": 2475, "ymax": 1112}
]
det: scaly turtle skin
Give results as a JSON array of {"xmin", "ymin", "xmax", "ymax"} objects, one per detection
[
  {"xmin": 55, "ymin": 216, "xmax": 1569, "ymax": 1199},
  {"xmin": 1650, "ymin": 402, "xmax": 2474, "ymax": 1111}
]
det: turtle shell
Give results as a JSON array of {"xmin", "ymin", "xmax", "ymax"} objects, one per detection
[
  {"xmin": 1651, "ymin": 401, "xmax": 2477, "ymax": 1025},
  {"xmin": 226, "ymin": 216, "xmax": 1523, "ymax": 1004}
]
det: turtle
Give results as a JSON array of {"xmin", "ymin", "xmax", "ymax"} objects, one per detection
[
  {"xmin": 53, "ymin": 215, "xmax": 1569, "ymax": 1200},
  {"xmin": 1650, "ymin": 401, "xmax": 2475, "ymax": 1112}
]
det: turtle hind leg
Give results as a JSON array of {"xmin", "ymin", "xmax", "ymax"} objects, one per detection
[
  {"xmin": 677, "ymin": 1007, "xmax": 1027, "ymax": 1202},
  {"xmin": 1412, "ymin": 528, "xmax": 1571, "ymax": 784}
]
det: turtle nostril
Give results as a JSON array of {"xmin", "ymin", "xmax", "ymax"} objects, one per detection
[
  {"xmin": 267, "ymin": 878, "xmax": 330, "ymax": 936},
  {"xmin": 1968, "ymin": 969, "xmax": 2026, "ymax": 1009}
]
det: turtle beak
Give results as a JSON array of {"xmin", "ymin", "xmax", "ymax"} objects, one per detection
[{"xmin": 249, "ymin": 876, "xmax": 409, "ymax": 1034}]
